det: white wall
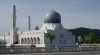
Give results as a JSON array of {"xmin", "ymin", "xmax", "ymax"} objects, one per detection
[
  {"xmin": 0, "ymin": 36, "xmax": 4, "ymax": 40},
  {"xmin": 44, "ymin": 29, "xmax": 75, "ymax": 47},
  {"xmin": 18, "ymin": 30, "xmax": 45, "ymax": 44},
  {"xmin": 0, "ymin": 24, "xmax": 75, "ymax": 47}
]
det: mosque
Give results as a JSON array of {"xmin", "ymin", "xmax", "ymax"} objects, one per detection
[{"xmin": 0, "ymin": 5, "xmax": 75, "ymax": 47}]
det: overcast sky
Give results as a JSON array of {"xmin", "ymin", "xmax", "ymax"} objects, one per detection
[{"xmin": 0, "ymin": 0, "xmax": 100, "ymax": 35}]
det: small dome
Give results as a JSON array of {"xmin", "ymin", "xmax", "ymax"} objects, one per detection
[
  {"xmin": 34, "ymin": 26, "xmax": 39, "ymax": 30},
  {"xmin": 44, "ymin": 10, "xmax": 61, "ymax": 23}
]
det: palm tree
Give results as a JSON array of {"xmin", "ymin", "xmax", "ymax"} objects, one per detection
[
  {"xmin": 84, "ymin": 33, "xmax": 94, "ymax": 47},
  {"xmin": 46, "ymin": 32, "xmax": 55, "ymax": 47},
  {"xmin": 78, "ymin": 36, "xmax": 82, "ymax": 44}
]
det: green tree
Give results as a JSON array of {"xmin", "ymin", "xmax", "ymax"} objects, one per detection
[
  {"xmin": 84, "ymin": 33, "xmax": 94, "ymax": 47},
  {"xmin": 46, "ymin": 32, "xmax": 55, "ymax": 47},
  {"xmin": 68, "ymin": 27, "xmax": 100, "ymax": 43},
  {"xmin": 93, "ymin": 38, "xmax": 100, "ymax": 44}
]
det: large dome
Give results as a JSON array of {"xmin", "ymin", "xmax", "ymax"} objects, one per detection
[{"xmin": 44, "ymin": 10, "xmax": 61, "ymax": 23}]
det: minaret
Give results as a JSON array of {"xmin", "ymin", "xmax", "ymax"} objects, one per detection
[
  {"xmin": 12, "ymin": 5, "xmax": 16, "ymax": 28},
  {"xmin": 10, "ymin": 5, "xmax": 18, "ymax": 44},
  {"xmin": 28, "ymin": 16, "xmax": 31, "ymax": 31}
]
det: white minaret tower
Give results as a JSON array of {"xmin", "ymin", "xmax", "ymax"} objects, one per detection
[
  {"xmin": 12, "ymin": 5, "xmax": 16, "ymax": 28},
  {"xmin": 9, "ymin": 5, "xmax": 18, "ymax": 44},
  {"xmin": 28, "ymin": 16, "xmax": 31, "ymax": 31}
]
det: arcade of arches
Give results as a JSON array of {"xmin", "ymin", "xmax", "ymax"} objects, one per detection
[{"xmin": 21, "ymin": 37, "xmax": 41, "ymax": 44}]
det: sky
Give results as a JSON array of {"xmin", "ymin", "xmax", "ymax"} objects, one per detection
[{"xmin": 0, "ymin": 0, "xmax": 100, "ymax": 35}]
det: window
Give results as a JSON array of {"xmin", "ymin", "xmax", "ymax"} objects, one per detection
[
  {"xmin": 37, "ymin": 37, "xmax": 40, "ymax": 44},
  {"xmin": 63, "ymin": 40, "xmax": 66, "ymax": 44},
  {"xmin": 59, "ymin": 40, "xmax": 62, "ymax": 44}
]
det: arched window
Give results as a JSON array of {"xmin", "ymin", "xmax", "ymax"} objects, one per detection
[
  {"xmin": 30, "ymin": 38, "xmax": 33, "ymax": 44},
  {"xmin": 24, "ymin": 38, "xmax": 27, "ymax": 44},
  {"xmin": 21, "ymin": 38, "xmax": 24, "ymax": 44},
  {"xmin": 27, "ymin": 38, "xmax": 30, "ymax": 44},
  {"xmin": 37, "ymin": 37, "xmax": 40, "ymax": 44},
  {"xmin": 34, "ymin": 37, "xmax": 36, "ymax": 44},
  {"xmin": 26, "ymin": 38, "xmax": 28, "ymax": 44}
]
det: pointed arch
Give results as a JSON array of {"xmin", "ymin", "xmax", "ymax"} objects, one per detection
[
  {"xmin": 37, "ymin": 37, "xmax": 40, "ymax": 44},
  {"xmin": 27, "ymin": 38, "xmax": 30, "ymax": 44},
  {"xmin": 30, "ymin": 38, "xmax": 33, "ymax": 44},
  {"xmin": 21, "ymin": 38, "xmax": 24, "ymax": 44},
  {"xmin": 25, "ymin": 38, "xmax": 28, "ymax": 44},
  {"xmin": 34, "ymin": 37, "xmax": 36, "ymax": 44},
  {"xmin": 24, "ymin": 38, "xmax": 27, "ymax": 44},
  {"xmin": 29, "ymin": 38, "xmax": 31, "ymax": 44}
]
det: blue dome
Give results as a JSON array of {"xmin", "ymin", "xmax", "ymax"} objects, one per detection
[
  {"xmin": 34, "ymin": 26, "xmax": 39, "ymax": 30},
  {"xmin": 44, "ymin": 10, "xmax": 61, "ymax": 23}
]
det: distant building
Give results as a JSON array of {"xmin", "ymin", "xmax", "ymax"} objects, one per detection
[{"xmin": 0, "ymin": 5, "xmax": 75, "ymax": 47}]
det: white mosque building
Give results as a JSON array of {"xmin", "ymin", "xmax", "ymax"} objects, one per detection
[{"xmin": 0, "ymin": 5, "xmax": 75, "ymax": 47}]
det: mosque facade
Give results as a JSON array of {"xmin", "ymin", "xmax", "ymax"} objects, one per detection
[{"xmin": 0, "ymin": 5, "xmax": 75, "ymax": 47}]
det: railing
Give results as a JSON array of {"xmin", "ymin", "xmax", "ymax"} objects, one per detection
[{"xmin": 0, "ymin": 47, "xmax": 100, "ymax": 53}]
